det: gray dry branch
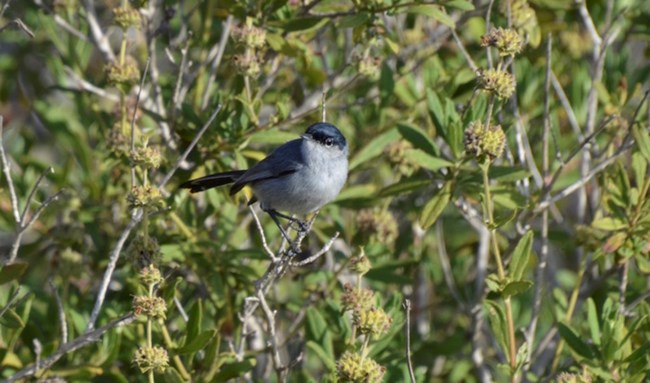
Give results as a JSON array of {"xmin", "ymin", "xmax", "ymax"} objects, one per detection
[{"xmin": 236, "ymin": 211, "xmax": 339, "ymax": 382}]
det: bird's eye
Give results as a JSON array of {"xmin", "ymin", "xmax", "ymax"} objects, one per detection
[{"xmin": 324, "ymin": 137, "xmax": 334, "ymax": 147}]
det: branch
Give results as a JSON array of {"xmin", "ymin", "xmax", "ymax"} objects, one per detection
[
  {"xmin": 0, "ymin": 115, "xmax": 20, "ymax": 223},
  {"xmin": 82, "ymin": 0, "xmax": 115, "ymax": 62},
  {"xmin": 85, "ymin": 210, "xmax": 143, "ymax": 331},
  {"xmin": 158, "ymin": 104, "xmax": 223, "ymax": 190},
  {"xmin": 403, "ymin": 299, "xmax": 416, "ymax": 383},
  {"xmin": 3, "ymin": 314, "xmax": 136, "ymax": 383}
]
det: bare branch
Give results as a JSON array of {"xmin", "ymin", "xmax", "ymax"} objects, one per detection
[
  {"xmin": 5, "ymin": 314, "xmax": 136, "ymax": 382},
  {"xmin": 201, "ymin": 15, "xmax": 233, "ymax": 111},
  {"xmin": 257, "ymin": 290, "xmax": 286, "ymax": 382},
  {"xmin": 158, "ymin": 104, "xmax": 223, "ymax": 190},
  {"xmin": 86, "ymin": 210, "xmax": 143, "ymax": 331},
  {"xmin": 82, "ymin": 0, "xmax": 116, "ymax": 62},
  {"xmin": 403, "ymin": 299, "xmax": 416, "ymax": 383},
  {"xmin": 49, "ymin": 279, "xmax": 68, "ymax": 345},
  {"xmin": 526, "ymin": 35, "xmax": 552, "ymax": 369},
  {"xmin": 131, "ymin": 58, "xmax": 152, "ymax": 188},
  {"xmin": 0, "ymin": 116, "xmax": 21, "ymax": 223},
  {"xmin": 249, "ymin": 205, "xmax": 278, "ymax": 261},
  {"xmin": 20, "ymin": 167, "xmax": 54, "ymax": 223}
]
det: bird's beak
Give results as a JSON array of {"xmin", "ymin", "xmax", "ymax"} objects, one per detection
[{"xmin": 301, "ymin": 134, "xmax": 313, "ymax": 140}]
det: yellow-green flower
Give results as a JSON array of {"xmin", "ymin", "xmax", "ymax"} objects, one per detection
[
  {"xmin": 127, "ymin": 185, "xmax": 166, "ymax": 211},
  {"xmin": 478, "ymin": 68, "xmax": 516, "ymax": 100},
  {"xmin": 464, "ymin": 120, "xmax": 506, "ymax": 162},
  {"xmin": 106, "ymin": 60, "xmax": 140, "ymax": 86},
  {"xmin": 113, "ymin": 5, "xmax": 141, "ymax": 30},
  {"xmin": 133, "ymin": 295, "xmax": 167, "ymax": 319},
  {"xmin": 337, "ymin": 351, "xmax": 386, "ymax": 383},
  {"xmin": 353, "ymin": 306, "xmax": 392, "ymax": 336},
  {"xmin": 341, "ymin": 283, "xmax": 375, "ymax": 312},
  {"xmin": 133, "ymin": 346, "xmax": 169, "ymax": 374},
  {"xmin": 481, "ymin": 28, "xmax": 522, "ymax": 57}
]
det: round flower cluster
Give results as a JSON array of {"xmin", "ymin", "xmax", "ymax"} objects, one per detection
[
  {"xmin": 337, "ymin": 351, "xmax": 386, "ymax": 383},
  {"xmin": 133, "ymin": 295, "xmax": 167, "ymax": 319},
  {"xmin": 133, "ymin": 346, "xmax": 169, "ymax": 374},
  {"xmin": 464, "ymin": 120, "xmax": 506, "ymax": 162},
  {"xmin": 478, "ymin": 68, "xmax": 516, "ymax": 100}
]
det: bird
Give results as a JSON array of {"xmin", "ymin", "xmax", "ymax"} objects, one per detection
[{"xmin": 180, "ymin": 122, "xmax": 348, "ymax": 245}]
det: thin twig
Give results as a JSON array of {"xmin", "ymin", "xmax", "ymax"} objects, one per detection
[
  {"xmin": 435, "ymin": 222, "xmax": 465, "ymax": 308},
  {"xmin": 0, "ymin": 116, "xmax": 20, "ymax": 223},
  {"xmin": 20, "ymin": 167, "xmax": 53, "ymax": 223},
  {"xmin": 451, "ymin": 28, "xmax": 479, "ymax": 73},
  {"xmin": 158, "ymin": 104, "xmax": 223, "ymax": 190},
  {"xmin": 526, "ymin": 35, "xmax": 552, "ymax": 369},
  {"xmin": 82, "ymin": 0, "xmax": 115, "ymax": 62},
  {"xmin": 172, "ymin": 38, "xmax": 191, "ymax": 115},
  {"xmin": 4, "ymin": 314, "xmax": 136, "ymax": 383},
  {"xmin": 49, "ymin": 279, "xmax": 68, "ymax": 345},
  {"xmin": 290, "ymin": 233, "xmax": 339, "ymax": 266},
  {"xmin": 0, "ymin": 18, "xmax": 35, "ymax": 38},
  {"xmin": 257, "ymin": 290, "xmax": 286, "ymax": 383},
  {"xmin": 0, "ymin": 287, "xmax": 23, "ymax": 319},
  {"xmin": 201, "ymin": 15, "xmax": 233, "ymax": 111},
  {"xmin": 403, "ymin": 299, "xmax": 416, "ymax": 383},
  {"xmin": 535, "ymin": 143, "xmax": 631, "ymax": 213},
  {"xmin": 85, "ymin": 210, "xmax": 143, "ymax": 331},
  {"xmin": 6, "ymin": 190, "xmax": 65, "ymax": 266},
  {"xmin": 249, "ymin": 205, "xmax": 278, "ymax": 261},
  {"xmin": 130, "ymin": 58, "xmax": 151, "ymax": 188}
]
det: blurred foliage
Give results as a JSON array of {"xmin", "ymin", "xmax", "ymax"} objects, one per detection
[{"xmin": 1, "ymin": 0, "xmax": 650, "ymax": 382}]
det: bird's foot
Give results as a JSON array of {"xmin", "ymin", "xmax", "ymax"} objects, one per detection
[{"xmin": 290, "ymin": 219, "xmax": 309, "ymax": 234}]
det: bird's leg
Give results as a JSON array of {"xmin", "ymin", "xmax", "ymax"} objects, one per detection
[
  {"xmin": 268, "ymin": 210, "xmax": 309, "ymax": 233},
  {"xmin": 265, "ymin": 209, "xmax": 301, "ymax": 253}
]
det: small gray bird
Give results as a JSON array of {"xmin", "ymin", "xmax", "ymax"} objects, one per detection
[{"xmin": 180, "ymin": 122, "xmax": 348, "ymax": 243}]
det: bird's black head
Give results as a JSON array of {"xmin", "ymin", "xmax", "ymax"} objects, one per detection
[{"xmin": 303, "ymin": 122, "xmax": 347, "ymax": 151}]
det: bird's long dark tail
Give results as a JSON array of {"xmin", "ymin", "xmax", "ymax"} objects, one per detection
[{"xmin": 179, "ymin": 170, "xmax": 246, "ymax": 193}]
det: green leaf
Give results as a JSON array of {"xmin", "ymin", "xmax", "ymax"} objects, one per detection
[
  {"xmin": 404, "ymin": 149, "xmax": 453, "ymax": 171},
  {"xmin": 587, "ymin": 298, "xmax": 601, "ymax": 346},
  {"xmin": 186, "ymin": 299, "xmax": 203, "ymax": 346},
  {"xmin": 501, "ymin": 280, "xmax": 532, "ymax": 297},
  {"xmin": 632, "ymin": 152, "xmax": 647, "ymax": 186},
  {"xmin": 592, "ymin": 217, "xmax": 627, "ymax": 231},
  {"xmin": 397, "ymin": 122, "xmax": 438, "ymax": 156},
  {"xmin": 212, "ymin": 357, "xmax": 256, "ymax": 381},
  {"xmin": 399, "ymin": 5, "xmax": 455, "ymax": 28},
  {"xmin": 248, "ymin": 129, "xmax": 299, "ymax": 145},
  {"xmin": 558, "ymin": 322, "xmax": 595, "ymax": 359},
  {"xmin": 176, "ymin": 330, "xmax": 217, "ymax": 354},
  {"xmin": 349, "ymin": 128, "xmax": 400, "ymax": 170},
  {"xmin": 509, "ymin": 231, "xmax": 534, "ymax": 281},
  {"xmin": 0, "ymin": 308, "xmax": 25, "ymax": 329},
  {"xmin": 278, "ymin": 17, "xmax": 329, "ymax": 33},
  {"xmin": 489, "ymin": 166, "xmax": 531, "ymax": 182},
  {"xmin": 445, "ymin": 0, "xmax": 475, "ymax": 10},
  {"xmin": 427, "ymin": 89, "xmax": 446, "ymax": 137},
  {"xmin": 162, "ymin": 367, "xmax": 185, "ymax": 383},
  {"xmin": 633, "ymin": 123, "xmax": 650, "ymax": 163},
  {"xmin": 485, "ymin": 300, "xmax": 509, "ymax": 358},
  {"xmin": 0, "ymin": 262, "xmax": 29, "ymax": 285},
  {"xmin": 338, "ymin": 12, "xmax": 371, "ymax": 28},
  {"xmin": 305, "ymin": 307, "xmax": 334, "ymax": 358},
  {"xmin": 305, "ymin": 341, "xmax": 337, "ymax": 370},
  {"xmin": 378, "ymin": 178, "xmax": 430, "ymax": 198},
  {"xmin": 419, "ymin": 182, "xmax": 452, "ymax": 229}
]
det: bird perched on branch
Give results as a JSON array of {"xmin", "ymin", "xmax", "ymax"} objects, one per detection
[{"xmin": 180, "ymin": 122, "xmax": 348, "ymax": 245}]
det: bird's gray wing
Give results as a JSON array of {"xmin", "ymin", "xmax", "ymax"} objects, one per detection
[{"xmin": 229, "ymin": 139, "xmax": 305, "ymax": 195}]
